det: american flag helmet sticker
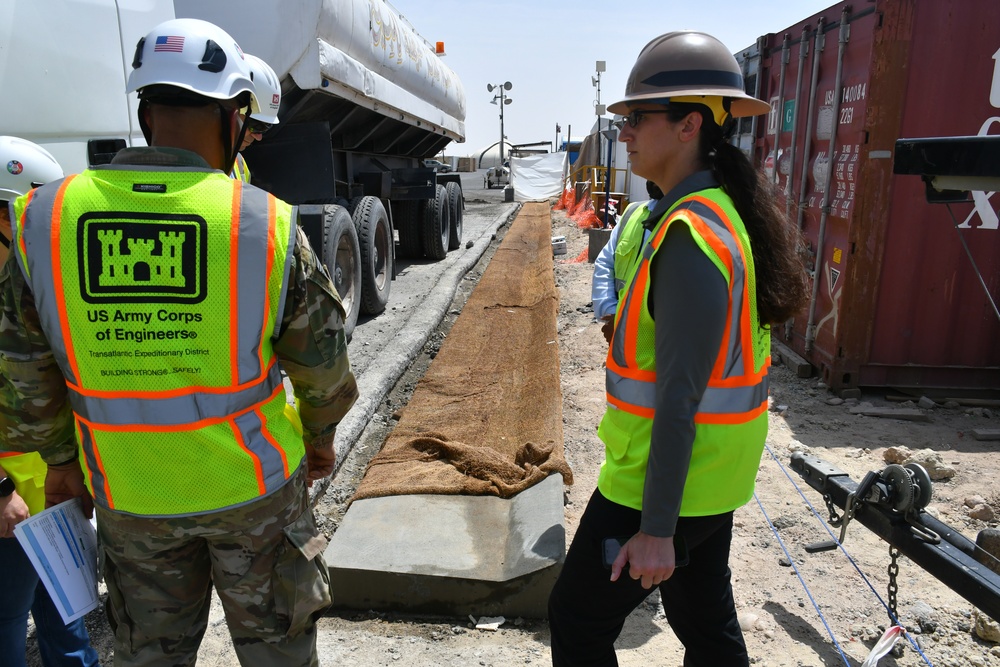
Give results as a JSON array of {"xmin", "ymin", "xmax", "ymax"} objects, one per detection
[{"xmin": 153, "ymin": 35, "xmax": 185, "ymax": 52}]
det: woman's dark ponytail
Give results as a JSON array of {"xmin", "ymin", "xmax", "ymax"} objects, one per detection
[{"xmin": 667, "ymin": 103, "xmax": 809, "ymax": 326}]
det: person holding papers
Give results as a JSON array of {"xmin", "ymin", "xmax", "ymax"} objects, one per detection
[{"xmin": 0, "ymin": 136, "xmax": 100, "ymax": 667}]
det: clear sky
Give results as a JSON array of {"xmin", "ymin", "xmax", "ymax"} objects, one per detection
[{"xmin": 396, "ymin": 0, "xmax": 842, "ymax": 157}]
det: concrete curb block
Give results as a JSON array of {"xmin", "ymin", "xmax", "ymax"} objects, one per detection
[{"xmin": 314, "ymin": 203, "xmax": 522, "ymax": 501}]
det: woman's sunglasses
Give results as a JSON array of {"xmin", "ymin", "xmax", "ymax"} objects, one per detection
[{"xmin": 613, "ymin": 108, "xmax": 673, "ymax": 130}]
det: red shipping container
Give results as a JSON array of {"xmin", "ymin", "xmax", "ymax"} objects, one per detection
[{"xmin": 736, "ymin": 0, "xmax": 1000, "ymax": 392}]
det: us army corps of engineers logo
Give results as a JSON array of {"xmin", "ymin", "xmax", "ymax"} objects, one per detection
[{"xmin": 78, "ymin": 213, "xmax": 207, "ymax": 304}]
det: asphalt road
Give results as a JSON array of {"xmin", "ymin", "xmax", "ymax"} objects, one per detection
[{"xmin": 327, "ymin": 171, "xmax": 521, "ymax": 475}]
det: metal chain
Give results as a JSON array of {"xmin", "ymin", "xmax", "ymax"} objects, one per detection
[
  {"xmin": 823, "ymin": 493, "xmax": 843, "ymax": 527},
  {"xmin": 887, "ymin": 545, "xmax": 900, "ymax": 623}
]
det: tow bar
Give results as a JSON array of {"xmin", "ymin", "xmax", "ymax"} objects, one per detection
[{"xmin": 790, "ymin": 451, "xmax": 1000, "ymax": 622}]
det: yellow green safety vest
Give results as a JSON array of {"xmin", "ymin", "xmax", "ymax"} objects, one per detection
[
  {"xmin": 0, "ymin": 451, "xmax": 46, "ymax": 515},
  {"xmin": 598, "ymin": 188, "xmax": 770, "ymax": 516},
  {"xmin": 612, "ymin": 202, "xmax": 651, "ymax": 302},
  {"xmin": 13, "ymin": 167, "xmax": 302, "ymax": 517},
  {"xmin": 231, "ymin": 153, "xmax": 251, "ymax": 183}
]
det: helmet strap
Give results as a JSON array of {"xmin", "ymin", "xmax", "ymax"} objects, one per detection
[
  {"xmin": 137, "ymin": 100, "xmax": 154, "ymax": 146},
  {"xmin": 220, "ymin": 104, "xmax": 247, "ymax": 176}
]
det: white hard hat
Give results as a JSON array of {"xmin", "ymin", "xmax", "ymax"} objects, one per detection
[
  {"xmin": 127, "ymin": 18, "xmax": 259, "ymax": 113},
  {"xmin": 0, "ymin": 136, "xmax": 64, "ymax": 202},
  {"xmin": 245, "ymin": 54, "xmax": 281, "ymax": 125}
]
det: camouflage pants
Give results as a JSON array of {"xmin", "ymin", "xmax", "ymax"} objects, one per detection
[{"xmin": 96, "ymin": 468, "xmax": 331, "ymax": 667}]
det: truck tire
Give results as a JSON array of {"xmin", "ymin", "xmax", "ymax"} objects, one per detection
[
  {"xmin": 320, "ymin": 204, "xmax": 361, "ymax": 338},
  {"xmin": 347, "ymin": 196, "xmax": 364, "ymax": 216},
  {"xmin": 394, "ymin": 200, "xmax": 423, "ymax": 259},
  {"xmin": 352, "ymin": 196, "xmax": 392, "ymax": 315},
  {"xmin": 422, "ymin": 184, "xmax": 450, "ymax": 261},
  {"xmin": 445, "ymin": 181, "xmax": 463, "ymax": 250}
]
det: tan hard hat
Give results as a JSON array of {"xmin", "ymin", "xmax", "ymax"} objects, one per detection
[{"xmin": 608, "ymin": 31, "xmax": 770, "ymax": 119}]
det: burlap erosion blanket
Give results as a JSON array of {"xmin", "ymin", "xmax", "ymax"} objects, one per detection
[{"xmin": 352, "ymin": 202, "xmax": 573, "ymax": 500}]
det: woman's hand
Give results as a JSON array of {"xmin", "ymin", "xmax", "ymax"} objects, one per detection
[{"xmin": 610, "ymin": 531, "xmax": 679, "ymax": 589}]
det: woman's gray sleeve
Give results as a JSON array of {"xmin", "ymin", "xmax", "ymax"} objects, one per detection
[{"xmin": 640, "ymin": 224, "xmax": 729, "ymax": 537}]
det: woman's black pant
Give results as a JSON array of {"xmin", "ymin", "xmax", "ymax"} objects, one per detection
[{"xmin": 548, "ymin": 489, "xmax": 748, "ymax": 667}]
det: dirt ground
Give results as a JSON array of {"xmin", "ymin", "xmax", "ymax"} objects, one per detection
[{"xmin": 32, "ymin": 204, "xmax": 1000, "ymax": 666}]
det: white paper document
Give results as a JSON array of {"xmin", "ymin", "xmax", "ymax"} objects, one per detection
[{"xmin": 13, "ymin": 498, "xmax": 99, "ymax": 623}]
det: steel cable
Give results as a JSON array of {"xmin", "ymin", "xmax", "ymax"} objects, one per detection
[{"xmin": 755, "ymin": 442, "xmax": 936, "ymax": 665}]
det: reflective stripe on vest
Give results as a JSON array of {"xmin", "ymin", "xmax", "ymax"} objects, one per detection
[
  {"xmin": 606, "ymin": 194, "xmax": 766, "ymax": 424},
  {"xmin": 15, "ymin": 167, "xmax": 300, "ymax": 516},
  {"xmin": 605, "ymin": 366, "xmax": 768, "ymax": 420},
  {"xmin": 231, "ymin": 153, "xmax": 251, "ymax": 183}
]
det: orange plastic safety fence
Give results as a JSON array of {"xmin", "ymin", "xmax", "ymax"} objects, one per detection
[
  {"xmin": 569, "ymin": 194, "xmax": 592, "ymax": 219},
  {"xmin": 559, "ymin": 247, "xmax": 589, "ymax": 264},
  {"xmin": 575, "ymin": 209, "xmax": 603, "ymax": 230},
  {"xmin": 553, "ymin": 185, "xmax": 574, "ymax": 211}
]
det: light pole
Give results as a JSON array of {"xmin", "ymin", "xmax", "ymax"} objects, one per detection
[
  {"xmin": 487, "ymin": 81, "xmax": 513, "ymax": 167},
  {"xmin": 593, "ymin": 61, "xmax": 611, "ymax": 227}
]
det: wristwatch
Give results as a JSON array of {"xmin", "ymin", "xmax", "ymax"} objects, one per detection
[{"xmin": 0, "ymin": 477, "xmax": 14, "ymax": 498}]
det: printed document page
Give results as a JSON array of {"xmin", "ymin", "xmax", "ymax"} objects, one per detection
[{"xmin": 13, "ymin": 498, "xmax": 99, "ymax": 623}]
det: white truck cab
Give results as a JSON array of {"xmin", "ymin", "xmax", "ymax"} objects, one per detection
[{"xmin": 1, "ymin": 0, "xmax": 175, "ymax": 174}]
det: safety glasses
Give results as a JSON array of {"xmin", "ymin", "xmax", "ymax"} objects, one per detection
[
  {"xmin": 613, "ymin": 108, "xmax": 673, "ymax": 130},
  {"xmin": 245, "ymin": 119, "xmax": 272, "ymax": 136}
]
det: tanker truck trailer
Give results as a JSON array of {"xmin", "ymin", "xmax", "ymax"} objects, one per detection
[
  {"xmin": 0, "ymin": 0, "xmax": 467, "ymax": 338},
  {"xmin": 176, "ymin": 0, "xmax": 468, "ymax": 337}
]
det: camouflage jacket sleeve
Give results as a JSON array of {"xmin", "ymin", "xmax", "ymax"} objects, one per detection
[
  {"xmin": 0, "ymin": 251, "xmax": 77, "ymax": 464},
  {"xmin": 274, "ymin": 223, "xmax": 359, "ymax": 446}
]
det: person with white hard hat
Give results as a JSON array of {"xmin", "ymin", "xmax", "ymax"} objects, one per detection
[
  {"xmin": 0, "ymin": 18, "xmax": 357, "ymax": 667},
  {"xmin": 231, "ymin": 53, "xmax": 282, "ymax": 183},
  {"xmin": 0, "ymin": 136, "xmax": 101, "ymax": 667},
  {"xmin": 549, "ymin": 30, "xmax": 808, "ymax": 666}
]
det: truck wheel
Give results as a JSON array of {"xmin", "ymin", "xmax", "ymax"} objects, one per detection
[
  {"xmin": 347, "ymin": 196, "xmax": 364, "ymax": 216},
  {"xmin": 394, "ymin": 200, "xmax": 423, "ymax": 258},
  {"xmin": 445, "ymin": 181, "xmax": 463, "ymax": 250},
  {"xmin": 352, "ymin": 196, "xmax": 392, "ymax": 315},
  {"xmin": 321, "ymin": 204, "xmax": 361, "ymax": 338},
  {"xmin": 421, "ymin": 184, "xmax": 450, "ymax": 261}
]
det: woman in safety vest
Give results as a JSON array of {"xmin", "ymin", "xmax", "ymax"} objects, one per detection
[{"xmin": 549, "ymin": 31, "xmax": 808, "ymax": 666}]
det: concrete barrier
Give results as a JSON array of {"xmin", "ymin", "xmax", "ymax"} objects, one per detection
[{"xmin": 587, "ymin": 228, "xmax": 612, "ymax": 263}]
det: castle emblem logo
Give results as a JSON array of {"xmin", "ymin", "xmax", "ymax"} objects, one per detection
[{"xmin": 78, "ymin": 213, "xmax": 207, "ymax": 304}]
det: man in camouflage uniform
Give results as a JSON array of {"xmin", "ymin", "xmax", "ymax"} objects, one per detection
[{"xmin": 0, "ymin": 18, "xmax": 357, "ymax": 667}]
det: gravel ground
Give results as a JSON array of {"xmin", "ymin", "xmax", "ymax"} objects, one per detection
[{"xmin": 26, "ymin": 190, "xmax": 1000, "ymax": 667}]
